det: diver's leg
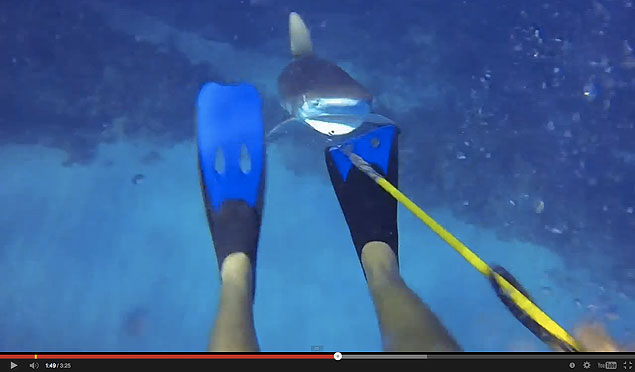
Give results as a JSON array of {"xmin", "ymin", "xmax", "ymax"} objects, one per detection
[
  {"xmin": 207, "ymin": 201, "xmax": 261, "ymax": 352},
  {"xmin": 362, "ymin": 241, "xmax": 462, "ymax": 352},
  {"xmin": 209, "ymin": 253, "xmax": 259, "ymax": 352},
  {"xmin": 325, "ymin": 125, "xmax": 461, "ymax": 351}
]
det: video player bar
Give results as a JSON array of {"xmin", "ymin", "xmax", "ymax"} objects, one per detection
[{"xmin": 2, "ymin": 353, "xmax": 633, "ymax": 370}]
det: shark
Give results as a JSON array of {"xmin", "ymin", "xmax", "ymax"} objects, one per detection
[{"xmin": 267, "ymin": 12, "xmax": 393, "ymax": 139}]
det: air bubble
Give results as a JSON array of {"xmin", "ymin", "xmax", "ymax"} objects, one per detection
[
  {"xmin": 583, "ymin": 82, "xmax": 597, "ymax": 101},
  {"xmin": 535, "ymin": 200, "xmax": 545, "ymax": 214},
  {"xmin": 624, "ymin": 40, "xmax": 633, "ymax": 55}
]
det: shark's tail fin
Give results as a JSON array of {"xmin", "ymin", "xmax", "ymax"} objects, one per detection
[{"xmin": 289, "ymin": 12, "xmax": 313, "ymax": 57}]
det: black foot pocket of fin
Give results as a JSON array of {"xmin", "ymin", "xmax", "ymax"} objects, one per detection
[
  {"xmin": 325, "ymin": 124, "xmax": 400, "ymax": 276},
  {"xmin": 209, "ymin": 200, "xmax": 261, "ymax": 280}
]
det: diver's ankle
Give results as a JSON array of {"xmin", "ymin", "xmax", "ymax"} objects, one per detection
[
  {"xmin": 361, "ymin": 241, "xmax": 400, "ymax": 284},
  {"xmin": 220, "ymin": 253, "xmax": 253, "ymax": 289}
]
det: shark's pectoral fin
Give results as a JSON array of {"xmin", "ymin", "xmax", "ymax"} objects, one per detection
[
  {"xmin": 363, "ymin": 113, "xmax": 395, "ymax": 125},
  {"xmin": 265, "ymin": 117, "xmax": 303, "ymax": 142}
]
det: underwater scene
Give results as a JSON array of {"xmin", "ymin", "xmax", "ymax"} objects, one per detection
[{"xmin": 1, "ymin": 0, "xmax": 634, "ymax": 352}]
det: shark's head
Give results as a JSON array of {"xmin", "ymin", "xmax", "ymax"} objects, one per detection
[
  {"xmin": 275, "ymin": 12, "xmax": 378, "ymax": 137},
  {"xmin": 297, "ymin": 96, "xmax": 372, "ymax": 135}
]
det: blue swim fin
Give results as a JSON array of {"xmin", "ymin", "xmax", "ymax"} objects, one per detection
[
  {"xmin": 325, "ymin": 124, "xmax": 400, "ymax": 277},
  {"xmin": 196, "ymin": 82, "xmax": 265, "ymax": 300}
]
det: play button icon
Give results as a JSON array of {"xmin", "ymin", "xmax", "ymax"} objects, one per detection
[{"xmin": 10, "ymin": 362, "xmax": 17, "ymax": 369}]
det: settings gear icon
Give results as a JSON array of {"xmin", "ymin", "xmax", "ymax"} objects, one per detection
[{"xmin": 583, "ymin": 361, "xmax": 591, "ymax": 369}]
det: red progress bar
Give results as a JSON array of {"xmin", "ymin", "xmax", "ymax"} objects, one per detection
[{"xmin": 0, "ymin": 354, "xmax": 333, "ymax": 360}]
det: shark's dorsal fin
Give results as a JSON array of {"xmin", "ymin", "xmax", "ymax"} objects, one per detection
[{"xmin": 289, "ymin": 12, "xmax": 313, "ymax": 57}]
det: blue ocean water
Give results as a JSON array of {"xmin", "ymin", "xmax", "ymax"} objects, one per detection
[{"xmin": 1, "ymin": 0, "xmax": 633, "ymax": 352}]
